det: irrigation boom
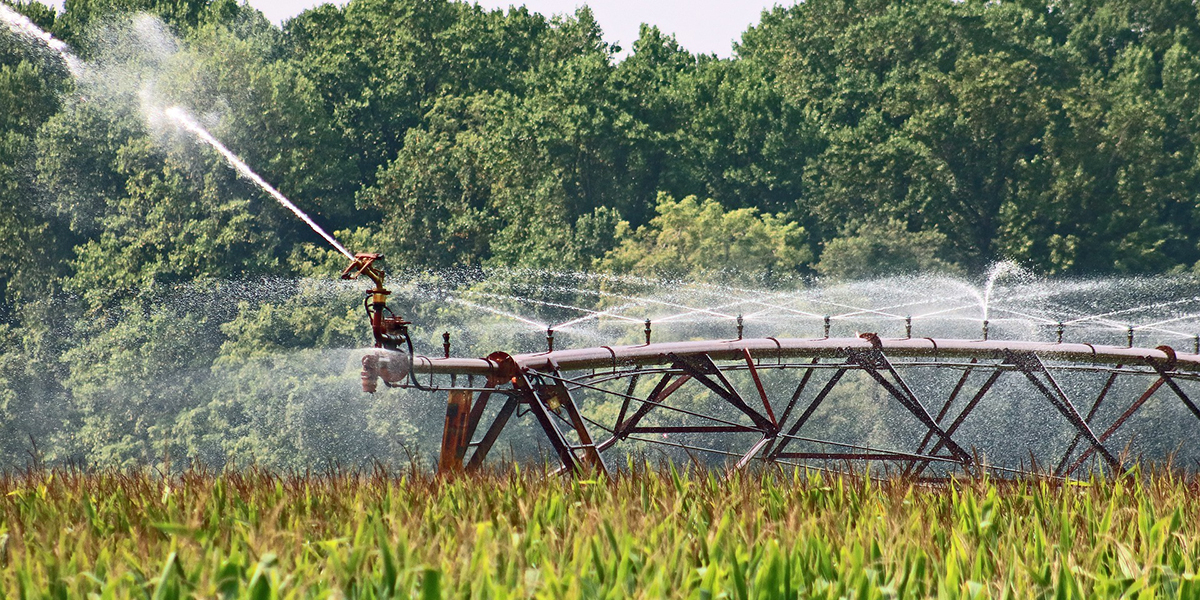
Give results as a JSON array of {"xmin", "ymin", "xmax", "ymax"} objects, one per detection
[{"xmin": 345, "ymin": 255, "xmax": 1200, "ymax": 479}]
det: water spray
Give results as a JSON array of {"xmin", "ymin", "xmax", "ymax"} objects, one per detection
[
  {"xmin": 164, "ymin": 107, "xmax": 354, "ymax": 260},
  {"xmin": 0, "ymin": 3, "xmax": 82, "ymax": 75}
]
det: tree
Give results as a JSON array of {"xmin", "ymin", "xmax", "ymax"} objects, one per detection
[
  {"xmin": 816, "ymin": 218, "xmax": 959, "ymax": 279},
  {"xmin": 599, "ymin": 193, "xmax": 810, "ymax": 282}
]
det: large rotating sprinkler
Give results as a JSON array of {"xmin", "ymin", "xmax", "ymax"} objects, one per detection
[
  {"xmin": 344, "ymin": 259, "xmax": 1200, "ymax": 479},
  {"xmin": 340, "ymin": 253, "xmax": 412, "ymax": 392}
]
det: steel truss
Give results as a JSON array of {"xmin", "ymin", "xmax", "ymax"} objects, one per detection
[{"xmin": 376, "ymin": 336, "xmax": 1200, "ymax": 479}]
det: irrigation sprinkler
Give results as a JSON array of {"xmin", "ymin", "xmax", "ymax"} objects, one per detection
[
  {"xmin": 340, "ymin": 253, "xmax": 413, "ymax": 393},
  {"xmin": 343, "ymin": 255, "xmax": 1200, "ymax": 480}
]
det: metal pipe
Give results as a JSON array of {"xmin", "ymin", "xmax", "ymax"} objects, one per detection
[{"xmin": 386, "ymin": 337, "xmax": 1200, "ymax": 379}]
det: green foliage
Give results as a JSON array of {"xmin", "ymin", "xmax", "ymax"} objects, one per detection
[
  {"xmin": 3, "ymin": 469, "xmax": 1200, "ymax": 597},
  {"xmin": 817, "ymin": 219, "xmax": 959, "ymax": 279},
  {"xmin": 600, "ymin": 193, "xmax": 810, "ymax": 281}
]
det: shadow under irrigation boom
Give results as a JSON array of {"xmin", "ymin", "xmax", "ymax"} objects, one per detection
[{"xmin": 344, "ymin": 254, "xmax": 1200, "ymax": 479}]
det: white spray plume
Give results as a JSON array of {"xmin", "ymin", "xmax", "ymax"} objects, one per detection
[
  {"xmin": 165, "ymin": 106, "xmax": 355, "ymax": 260},
  {"xmin": 0, "ymin": 2, "xmax": 82, "ymax": 75}
]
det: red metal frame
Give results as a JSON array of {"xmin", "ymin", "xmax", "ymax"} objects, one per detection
[{"xmin": 372, "ymin": 335, "xmax": 1200, "ymax": 479}]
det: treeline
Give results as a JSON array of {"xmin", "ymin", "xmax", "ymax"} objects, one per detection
[{"xmin": 2, "ymin": 0, "xmax": 1200, "ymax": 467}]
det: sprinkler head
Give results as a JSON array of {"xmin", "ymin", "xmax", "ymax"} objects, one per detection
[
  {"xmin": 442, "ymin": 331, "xmax": 451, "ymax": 359},
  {"xmin": 823, "ymin": 316, "xmax": 831, "ymax": 338},
  {"xmin": 905, "ymin": 316, "xmax": 912, "ymax": 339},
  {"xmin": 546, "ymin": 328, "xmax": 555, "ymax": 352},
  {"xmin": 340, "ymin": 253, "xmax": 386, "ymax": 289},
  {"xmin": 736, "ymin": 314, "xmax": 744, "ymax": 340},
  {"xmin": 644, "ymin": 319, "xmax": 652, "ymax": 345},
  {"xmin": 982, "ymin": 319, "xmax": 990, "ymax": 341}
]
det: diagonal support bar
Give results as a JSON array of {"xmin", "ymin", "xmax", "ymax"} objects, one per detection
[
  {"xmin": 1055, "ymin": 370, "xmax": 1120, "ymax": 476},
  {"xmin": 465, "ymin": 395, "xmax": 519, "ymax": 472},
  {"xmin": 849, "ymin": 348, "xmax": 971, "ymax": 464},
  {"xmin": 670, "ymin": 353, "xmax": 774, "ymax": 431},
  {"xmin": 767, "ymin": 367, "xmax": 848, "ymax": 459},
  {"xmin": 1006, "ymin": 350, "xmax": 1119, "ymax": 470}
]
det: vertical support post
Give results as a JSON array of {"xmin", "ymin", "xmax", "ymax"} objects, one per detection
[{"xmin": 438, "ymin": 389, "xmax": 473, "ymax": 474}]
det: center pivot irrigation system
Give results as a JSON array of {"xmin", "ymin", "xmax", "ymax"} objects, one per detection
[{"xmin": 342, "ymin": 254, "xmax": 1200, "ymax": 479}]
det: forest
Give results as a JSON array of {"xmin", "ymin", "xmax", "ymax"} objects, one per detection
[{"xmin": 3, "ymin": 0, "xmax": 1200, "ymax": 468}]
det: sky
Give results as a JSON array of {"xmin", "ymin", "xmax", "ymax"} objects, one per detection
[{"xmin": 44, "ymin": 0, "xmax": 791, "ymax": 58}]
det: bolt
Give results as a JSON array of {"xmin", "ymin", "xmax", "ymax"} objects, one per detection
[{"xmin": 736, "ymin": 314, "xmax": 744, "ymax": 340}]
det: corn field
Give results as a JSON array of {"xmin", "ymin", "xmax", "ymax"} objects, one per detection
[{"xmin": 2, "ymin": 464, "xmax": 1199, "ymax": 598}]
